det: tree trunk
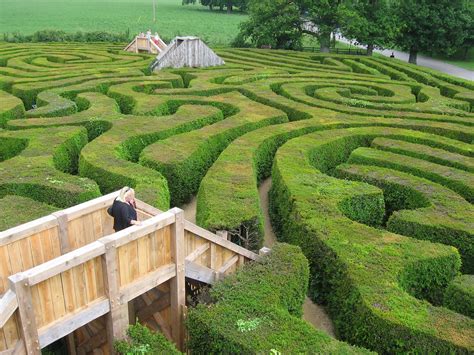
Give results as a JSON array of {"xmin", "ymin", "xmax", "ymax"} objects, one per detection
[
  {"xmin": 209, "ymin": 4, "xmax": 213, "ymax": 10},
  {"xmin": 367, "ymin": 43, "xmax": 374, "ymax": 56},
  {"xmin": 408, "ymin": 49, "xmax": 417, "ymax": 64},
  {"xmin": 226, "ymin": 0, "xmax": 232, "ymax": 13},
  {"xmin": 319, "ymin": 32, "xmax": 331, "ymax": 53}
]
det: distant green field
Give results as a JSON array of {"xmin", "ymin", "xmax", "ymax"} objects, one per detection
[{"xmin": 0, "ymin": 0, "xmax": 246, "ymax": 46}]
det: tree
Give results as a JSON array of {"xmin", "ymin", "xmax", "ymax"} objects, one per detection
[
  {"xmin": 303, "ymin": 0, "xmax": 348, "ymax": 52},
  {"xmin": 394, "ymin": 0, "xmax": 471, "ymax": 64},
  {"xmin": 341, "ymin": 0, "xmax": 397, "ymax": 56},
  {"xmin": 238, "ymin": 0, "xmax": 304, "ymax": 49}
]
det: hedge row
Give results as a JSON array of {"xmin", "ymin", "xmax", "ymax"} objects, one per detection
[
  {"xmin": 187, "ymin": 243, "xmax": 371, "ymax": 354},
  {"xmin": 79, "ymin": 104, "xmax": 224, "ymax": 210},
  {"xmin": 115, "ymin": 323, "xmax": 181, "ymax": 355},
  {"xmin": 371, "ymin": 137, "xmax": 474, "ymax": 172},
  {"xmin": 269, "ymin": 129, "xmax": 474, "ymax": 353},
  {"xmin": 335, "ymin": 163, "xmax": 474, "ymax": 273},
  {"xmin": 197, "ymin": 123, "xmax": 472, "ymax": 252},
  {"xmin": 0, "ymin": 90, "xmax": 25, "ymax": 127},
  {"xmin": 443, "ymin": 275, "xmax": 474, "ymax": 319},
  {"xmin": 276, "ymin": 80, "xmax": 472, "ymax": 123},
  {"xmin": 140, "ymin": 90, "xmax": 287, "ymax": 206},
  {"xmin": 0, "ymin": 126, "xmax": 101, "ymax": 230},
  {"xmin": 347, "ymin": 147, "xmax": 474, "ymax": 203}
]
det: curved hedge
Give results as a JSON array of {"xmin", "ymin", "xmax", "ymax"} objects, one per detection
[
  {"xmin": 269, "ymin": 130, "xmax": 474, "ymax": 353},
  {"xmin": 444, "ymin": 275, "xmax": 474, "ymax": 319},
  {"xmin": 0, "ymin": 42, "xmax": 472, "ymax": 353},
  {"xmin": 187, "ymin": 243, "xmax": 371, "ymax": 354}
]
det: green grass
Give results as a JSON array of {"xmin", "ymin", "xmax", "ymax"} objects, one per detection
[{"xmin": 0, "ymin": 0, "xmax": 246, "ymax": 46}]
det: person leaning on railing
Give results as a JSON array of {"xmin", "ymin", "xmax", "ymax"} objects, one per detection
[{"xmin": 107, "ymin": 186, "xmax": 141, "ymax": 231}]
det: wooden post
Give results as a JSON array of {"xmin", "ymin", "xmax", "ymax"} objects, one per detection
[
  {"xmin": 52, "ymin": 211, "xmax": 70, "ymax": 254},
  {"xmin": 8, "ymin": 274, "xmax": 41, "ymax": 354},
  {"xmin": 169, "ymin": 208, "xmax": 185, "ymax": 351},
  {"xmin": 101, "ymin": 240, "xmax": 129, "ymax": 352},
  {"xmin": 216, "ymin": 230, "xmax": 229, "ymax": 241}
]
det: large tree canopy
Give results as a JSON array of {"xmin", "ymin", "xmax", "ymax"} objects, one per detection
[
  {"xmin": 303, "ymin": 0, "xmax": 349, "ymax": 52},
  {"xmin": 238, "ymin": 0, "xmax": 303, "ymax": 50},
  {"xmin": 341, "ymin": 0, "xmax": 396, "ymax": 55},
  {"xmin": 394, "ymin": 0, "xmax": 471, "ymax": 64}
]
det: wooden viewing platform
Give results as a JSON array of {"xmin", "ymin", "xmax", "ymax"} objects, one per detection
[{"xmin": 0, "ymin": 192, "xmax": 258, "ymax": 354}]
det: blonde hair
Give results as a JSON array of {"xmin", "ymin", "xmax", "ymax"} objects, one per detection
[{"xmin": 117, "ymin": 186, "xmax": 135, "ymax": 202}]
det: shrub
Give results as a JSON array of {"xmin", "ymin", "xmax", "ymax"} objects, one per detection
[
  {"xmin": 187, "ymin": 243, "xmax": 371, "ymax": 354},
  {"xmin": 115, "ymin": 323, "xmax": 181, "ymax": 355},
  {"xmin": 443, "ymin": 275, "xmax": 474, "ymax": 318}
]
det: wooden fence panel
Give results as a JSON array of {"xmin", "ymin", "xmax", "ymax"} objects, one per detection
[
  {"xmin": 0, "ymin": 226, "xmax": 60, "ymax": 294},
  {"xmin": 30, "ymin": 255, "xmax": 105, "ymax": 329},
  {"xmin": 0, "ymin": 312, "xmax": 20, "ymax": 351},
  {"xmin": 117, "ymin": 226, "xmax": 172, "ymax": 288},
  {"xmin": 67, "ymin": 207, "xmax": 114, "ymax": 250}
]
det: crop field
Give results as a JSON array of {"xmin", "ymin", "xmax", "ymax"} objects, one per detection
[
  {"xmin": 0, "ymin": 0, "xmax": 245, "ymax": 46},
  {"xmin": 0, "ymin": 42, "xmax": 473, "ymax": 353}
]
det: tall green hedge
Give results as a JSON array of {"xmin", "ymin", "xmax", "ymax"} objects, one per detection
[{"xmin": 187, "ymin": 243, "xmax": 371, "ymax": 354}]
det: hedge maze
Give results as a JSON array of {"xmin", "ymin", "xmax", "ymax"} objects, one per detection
[{"xmin": 0, "ymin": 42, "xmax": 473, "ymax": 352}]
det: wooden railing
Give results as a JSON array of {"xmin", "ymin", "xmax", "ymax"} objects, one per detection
[{"xmin": 0, "ymin": 195, "xmax": 258, "ymax": 354}]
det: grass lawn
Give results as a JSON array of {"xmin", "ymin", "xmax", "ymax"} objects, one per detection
[
  {"xmin": 0, "ymin": 0, "xmax": 246, "ymax": 46},
  {"xmin": 429, "ymin": 48, "xmax": 474, "ymax": 71}
]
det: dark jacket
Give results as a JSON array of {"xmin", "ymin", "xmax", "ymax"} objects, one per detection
[{"xmin": 110, "ymin": 199, "xmax": 137, "ymax": 232}]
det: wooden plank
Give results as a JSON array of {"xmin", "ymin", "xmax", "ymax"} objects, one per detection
[
  {"xmin": 119, "ymin": 263, "xmax": 175, "ymax": 303},
  {"xmin": 185, "ymin": 261, "xmax": 216, "ymax": 285},
  {"xmin": 136, "ymin": 292, "xmax": 170, "ymax": 321},
  {"xmin": 169, "ymin": 208, "xmax": 185, "ymax": 351},
  {"xmin": 38, "ymin": 298, "xmax": 109, "ymax": 348},
  {"xmin": 184, "ymin": 221, "xmax": 258, "ymax": 261},
  {"xmin": 135, "ymin": 200, "xmax": 162, "ymax": 217},
  {"xmin": 185, "ymin": 243, "xmax": 210, "ymax": 263},
  {"xmin": 210, "ymin": 244, "xmax": 217, "ymax": 270},
  {"xmin": 218, "ymin": 255, "xmax": 239, "ymax": 275},
  {"xmin": 109, "ymin": 212, "xmax": 175, "ymax": 248},
  {"xmin": 0, "ymin": 216, "xmax": 57, "ymax": 248},
  {"xmin": 52, "ymin": 211, "xmax": 70, "ymax": 254},
  {"xmin": 61, "ymin": 191, "xmax": 118, "ymax": 221},
  {"xmin": 101, "ymin": 240, "xmax": 129, "ymax": 351},
  {"xmin": 8, "ymin": 274, "xmax": 40, "ymax": 354},
  {"xmin": 23, "ymin": 242, "xmax": 105, "ymax": 285},
  {"xmin": 0, "ymin": 339, "xmax": 24, "ymax": 355},
  {"xmin": 0, "ymin": 291, "xmax": 17, "ymax": 328},
  {"xmin": 140, "ymin": 292, "xmax": 172, "ymax": 341}
]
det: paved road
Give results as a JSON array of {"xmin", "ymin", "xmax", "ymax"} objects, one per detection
[{"xmin": 338, "ymin": 38, "xmax": 473, "ymax": 81}]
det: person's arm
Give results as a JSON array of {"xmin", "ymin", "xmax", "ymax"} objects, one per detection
[{"xmin": 127, "ymin": 205, "xmax": 140, "ymax": 226}]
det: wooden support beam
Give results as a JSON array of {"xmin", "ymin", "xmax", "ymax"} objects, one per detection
[
  {"xmin": 119, "ymin": 263, "xmax": 175, "ymax": 303},
  {"xmin": 101, "ymin": 240, "xmax": 129, "ymax": 352},
  {"xmin": 136, "ymin": 293, "xmax": 170, "ymax": 321},
  {"xmin": 66, "ymin": 333, "xmax": 77, "ymax": 355},
  {"xmin": 140, "ymin": 293, "xmax": 172, "ymax": 341},
  {"xmin": 184, "ymin": 221, "xmax": 258, "ymax": 261},
  {"xmin": 185, "ymin": 243, "xmax": 210, "ymax": 263},
  {"xmin": 0, "ymin": 290, "xmax": 18, "ymax": 328},
  {"xmin": 185, "ymin": 261, "xmax": 216, "ymax": 285},
  {"xmin": 107, "ymin": 211, "xmax": 175, "ymax": 248},
  {"xmin": 52, "ymin": 211, "xmax": 70, "ymax": 254},
  {"xmin": 216, "ymin": 230, "xmax": 229, "ymax": 241},
  {"xmin": 169, "ymin": 208, "xmax": 185, "ymax": 351},
  {"xmin": 38, "ymin": 298, "xmax": 110, "ymax": 348},
  {"xmin": 23, "ymin": 241, "xmax": 105, "ymax": 285},
  {"xmin": 218, "ymin": 255, "xmax": 239, "ymax": 276},
  {"xmin": 0, "ymin": 339, "xmax": 25, "ymax": 355},
  {"xmin": 8, "ymin": 274, "xmax": 40, "ymax": 354}
]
